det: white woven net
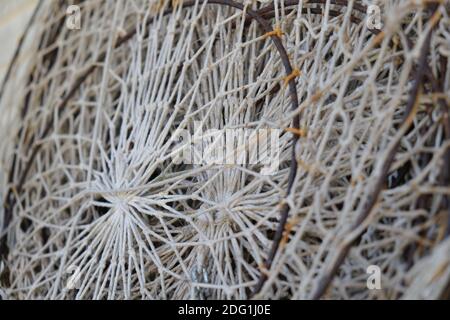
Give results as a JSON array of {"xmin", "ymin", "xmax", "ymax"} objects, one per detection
[{"xmin": 0, "ymin": 0, "xmax": 449, "ymax": 299}]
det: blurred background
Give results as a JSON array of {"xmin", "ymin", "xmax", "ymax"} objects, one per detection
[{"xmin": 0, "ymin": 0, "xmax": 38, "ymax": 84}]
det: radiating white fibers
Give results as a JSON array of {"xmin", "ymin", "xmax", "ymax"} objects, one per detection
[{"xmin": 0, "ymin": 0, "xmax": 449, "ymax": 300}]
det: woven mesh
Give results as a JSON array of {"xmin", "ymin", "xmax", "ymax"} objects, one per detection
[{"xmin": 0, "ymin": 0, "xmax": 449, "ymax": 299}]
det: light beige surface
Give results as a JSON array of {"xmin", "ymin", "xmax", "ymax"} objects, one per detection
[{"xmin": 0, "ymin": 0, "xmax": 38, "ymax": 84}]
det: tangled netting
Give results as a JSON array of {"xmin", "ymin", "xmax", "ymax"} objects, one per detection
[{"xmin": 0, "ymin": 0, "xmax": 449, "ymax": 300}]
